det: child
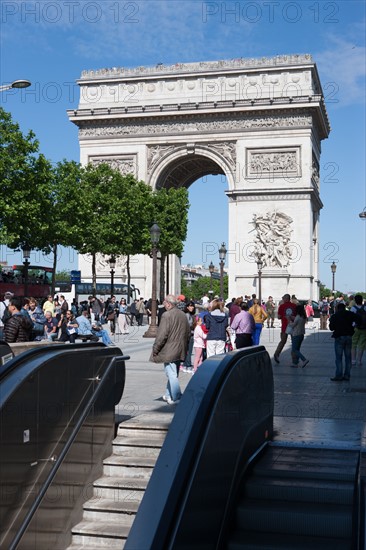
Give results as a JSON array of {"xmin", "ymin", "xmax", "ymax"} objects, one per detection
[{"xmin": 193, "ymin": 315, "xmax": 207, "ymax": 372}]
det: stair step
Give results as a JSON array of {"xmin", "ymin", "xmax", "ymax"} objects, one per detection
[
  {"xmin": 93, "ymin": 476, "xmax": 148, "ymax": 501},
  {"xmin": 71, "ymin": 520, "xmax": 131, "ymax": 548},
  {"xmin": 227, "ymin": 530, "xmax": 353, "ymax": 550},
  {"xmin": 112, "ymin": 441, "xmax": 163, "ymax": 458},
  {"xmin": 117, "ymin": 427, "xmax": 169, "ymax": 439},
  {"xmin": 236, "ymin": 499, "xmax": 352, "ymax": 539},
  {"xmin": 113, "ymin": 434, "xmax": 166, "ymax": 447},
  {"xmin": 253, "ymin": 448, "xmax": 359, "ymax": 482},
  {"xmin": 244, "ymin": 475, "xmax": 355, "ymax": 505},
  {"xmin": 83, "ymin": 497, "xmax": 140, "ymax": 521},
  {"xmin": 103, "ymin": 455, "xmax": 155, "ymax": 478}
]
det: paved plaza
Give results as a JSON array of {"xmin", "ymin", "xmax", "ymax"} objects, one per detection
[{"xmin": 112, "ymin": 323, "xmax": 366, "ymax": 450}]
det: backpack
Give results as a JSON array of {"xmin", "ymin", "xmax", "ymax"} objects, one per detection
[
  {"xmin": 1, "ymin": 302, "xmax": 11, "ymax": 325},
  {"xmin": 356, "ymin": 306, "xmax": 366, "ymax": 330}
]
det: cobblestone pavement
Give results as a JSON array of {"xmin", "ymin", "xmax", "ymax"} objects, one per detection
[{"xmin": 111, "ymin": 323, "xmax": 366, "ymax": 448}]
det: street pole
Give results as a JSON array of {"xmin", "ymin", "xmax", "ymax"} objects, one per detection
[
  {"xmin": 144, "ymin": 223, "xmax": 161, "ymax": 338},
  {"xmin": 109, "ymin": 256, "xmax": 116, "ymax": 296},
  {"xmin": 22, "ymin": 245, "xmax": 31, "ymax": 298},
  {"xmin": 219, "ymin": 243, "xmax": 227, "ymax": 301},
  {"xmin": 257, "ymin": 259, "xmax": 263, "ymax": 304}
]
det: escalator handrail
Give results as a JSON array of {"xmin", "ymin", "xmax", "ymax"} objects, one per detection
[
  {"xmin": 8, "ymin": 352, "xmax": 130, "ymax": 550},
  {"xmin": 0, "ymin": 342, "xmax": 106, "ymax": 381}
]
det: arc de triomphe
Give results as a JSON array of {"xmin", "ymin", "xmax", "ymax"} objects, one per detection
[{"xmin": 68, "ymin": 54, "xmax": 330, "ymax": 301}]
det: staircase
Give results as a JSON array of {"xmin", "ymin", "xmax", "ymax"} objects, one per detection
[
  {"xmin": 67, "ymin": 414, "xmax": 173, "ymax": 549},
  {"xmin": 227, "ymin": 446, "xmax": 359, "ymax": 550}
]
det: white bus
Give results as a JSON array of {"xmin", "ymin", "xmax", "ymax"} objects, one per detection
[{"xmin": 54, "ymin": 281, "xmax": 140, "ymax": 305}]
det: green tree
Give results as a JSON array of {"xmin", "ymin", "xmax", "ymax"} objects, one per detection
[{"xmin": 152, "ymin": 188, "xmax": 189, "ymax": 301}]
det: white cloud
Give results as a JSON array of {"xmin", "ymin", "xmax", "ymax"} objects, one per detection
[{"xmin": 316, "ymin": 35, "xmax": 366, "ymax": 107}]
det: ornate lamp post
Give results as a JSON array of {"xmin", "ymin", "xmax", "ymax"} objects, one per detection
[
  {"xmin": 209, "ymin": 261, "xmax": 215, "ymax": 293},
  {"xmin": 22, "ymin": 245, "xmax": 31, "ymax": 298},
  {"xmin": 219, "ymin": 242, "xmax": 227, "ymax": 300},
  {"xmin": 0, "ymin": 79, "xmax": 31, "ymax": 92},
  {"xmin": 331, "ymin": 261, "xmax": 337, "ymax": 294},
  {"xmin": 109, "ymin": 256, "xmax": 116, "ymax": 296},
  {"xmin": 257, "ymin": 258, "xmax": 263, "ymax": 304},
  {"xmin": 144, "ymin": 223, "xmax": 161, "ymax": 338}
]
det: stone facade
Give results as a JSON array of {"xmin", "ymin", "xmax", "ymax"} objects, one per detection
[{"xmin": 68, "ymin": 55, "xmax": 330, "ymax": 302}]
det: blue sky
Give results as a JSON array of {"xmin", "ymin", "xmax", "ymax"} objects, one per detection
[{"xmin": 1, "ymin": 0, "xmax": 365, "ymax": 293}]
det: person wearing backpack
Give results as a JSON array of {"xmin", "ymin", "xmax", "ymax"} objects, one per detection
[
  {"xmin": 0, "ymin": 291, "xmax": 14, "ymax": 340},
  {"xmin": 350, "ymin": 294, "xmax": 366, "ymax": 366},
  {"xmin": 319, "ymin": 297, "xmax": 330, "ymax": 330}
]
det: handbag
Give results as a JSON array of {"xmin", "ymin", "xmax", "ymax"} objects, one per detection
[
  {"xmin": 285, "ymin": 324, "xmax": 293, "ymax": 335},
  {"xmin": 107, "ymin": 312, "xmax": 115, "ymax": 321}
]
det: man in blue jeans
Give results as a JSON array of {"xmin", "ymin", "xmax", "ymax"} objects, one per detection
[
  {"xmin": 150, "ymin": 294, "xmax": 190, "ymax": 405},
  {"xmin": 329, "ymin": 303, "xmax": 359, "ymax": 381}
]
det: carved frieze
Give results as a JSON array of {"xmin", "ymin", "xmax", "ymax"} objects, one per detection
[
  {"xmin": 79, "ymin": 114, "xmax": 312, "ymax": 138},
  {"xmin": 312, "ymin": 155, "xmax": 320, "ymax": 187},
  {"xmin": 247, "ymin": 148, "xmax": 301, "ymax": 178},
  {"xmin": 146, "ymin": 141, "xmax": 237, "ymax": 175},
  {"xmin": 147, "ymin": 145, "xmax": 178, "ymax": 175},
  {"xmin": 251, "ymin": 211, "xmax": 293, "ymax": 268},
  {"xmin": 89, "ymin": 155, "xmax": 137, "ymax": 176}
]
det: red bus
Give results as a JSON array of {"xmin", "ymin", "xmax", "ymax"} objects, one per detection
[{"xmin": 0, "ymin": 265, "xmax": 53, "ymax": 300}]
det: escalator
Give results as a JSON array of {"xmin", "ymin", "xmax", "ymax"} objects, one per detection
[
  {"xmin": 226, "ymin": 446, "xmax": 359, "ymax": 549},
  {"xmin": 125, "ymin": 346, "xmax": 365, "ymax": 550}
]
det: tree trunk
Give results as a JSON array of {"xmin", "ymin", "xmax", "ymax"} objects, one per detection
[
  {"xmin": 92, "ymin": 253, "xmax": 96, "ymax": 296},
  {"xmin": 51, "ymin": 243, "xmax": 58, "ymax": 295},
  {"xmin": 127, "ymin": 255, "xmax": 131, "ymax": 304}
]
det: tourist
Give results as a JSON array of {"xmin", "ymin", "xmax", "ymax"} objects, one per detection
[
  {"xmin": 118, "ymin": 298, "xmax": 129, "ymax": 334},
  {"xmin": 265, "ymin": 296, "xmax": 276, "ymax": 328},
  {"xmin": 57, "ymin": 310, "xmax": 78, "ymax": 343},
  {"xmin": 193, "ymin": 315, "xmax": 207, "ymax": 372},
  {"xmin": 350, "ymin": 294, "xmax": 366, "ymax": 366},
  {"xmin": 287, "ymin": 304, "xmax": 309, "ymax": 368},
  {"xmin": 42, "ymin": 294, "xmax": 55, "ymax": 316},
  {"xmin": 181, "ymin": 301, "xmax": 196, "ymax": 373},
  {"xmin": 230, "ymin": 302, "xmax": 255, "ymax": 348},
  {"xmin": 150, "ymin": 294, "xmax": 190, "ymax": 405},
  {"xmin": 205, "ymin": 299, "xmax": 229, "ymax": 357},
  {"xmin": 249, "ymin": 298, "xmax": 268, "ymax": 345},
  {"xmin": 329, "ymin": 303, "xmax": 359, "ymax": 381},
  {"xmin": 44, "ymin": 310, "xmax": 59, "ymax": 341},
  {"xmin": 0, "ymin": 291, "xmax": 14, "ymax": 340},
  {"xmin": 273, "ymin": 293, "xmax": 297, "ymax": 363},
  {"xmin": 4, "ymin": 296, "xmax": 33, "ymax": 343}
]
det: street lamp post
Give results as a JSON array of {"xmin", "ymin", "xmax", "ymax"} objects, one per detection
[
  {"xmin": 144, "ymin": 223, "xmax": 161, "ymax": 338},
  {"xmin": 0, "ymin": 80, "xmax": 31, "ymax": 92},
  {"xmin": 219, "ymin": 242, "xmax": 227, "ymax": 301},
  {"xmin": 22, "ymin": 245, "xmax": 31, "ymax": 298},
  {"xmin": 209, "ymin": 261, "xmax": 215, "ymax": 293},
  {"xmin": 109, "ymin": 256, "xmax": 116, "ymax": 296},
  {"xmin": 331, "ymin": 261, "xmax": 337, "ymax": 294},
  {"xmin": 257, "ymin": 259, "xmax": 263, "ymax": 304}
]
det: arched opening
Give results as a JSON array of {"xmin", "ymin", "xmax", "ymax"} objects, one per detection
[{"xmin": 153, "ymin": 152, "xmax": 230, "ymax": 299}]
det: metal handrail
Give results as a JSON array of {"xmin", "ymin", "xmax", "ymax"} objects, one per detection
[{"xmin": 9, "ymin": 353, "xmax": 129, "ymax": 550}]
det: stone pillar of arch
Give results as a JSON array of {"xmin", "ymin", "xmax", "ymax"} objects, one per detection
[{"xmin": 68, "ymin": 55, "xmax": 330, "ymax": 302}]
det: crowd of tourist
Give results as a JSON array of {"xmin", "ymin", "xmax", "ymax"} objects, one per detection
[{"xmin": 0, "ymin": 292, "xmax": 117, "ymax": 346}]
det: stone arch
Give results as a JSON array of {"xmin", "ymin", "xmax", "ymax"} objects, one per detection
[{"xmin": 148, "ymin": 145, "xmax": 236, "ymax": 191}]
